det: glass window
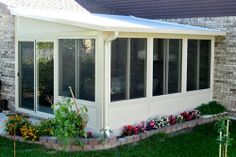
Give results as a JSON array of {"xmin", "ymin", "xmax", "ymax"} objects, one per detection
[
  {"xmin": 59, "ymin": 39, "xmax": 95, "ymax": 101},
  {"xmin": 111, "ymin": 38, "xmax": 147, "ymax": 102},
  {"xmin": 153, "ymin": 39, "xmax": 182, "ymax": 96},
  {"xmin": 19, "ymin": 41, "xmax": 35, "ymax": 110},
  {"xmin": 37, "ymin": 42, "xmax": 54, "ymax": 114},
  {"xmin": 187, "ymin": 40, "xmax": 211, "ymax": 91}
]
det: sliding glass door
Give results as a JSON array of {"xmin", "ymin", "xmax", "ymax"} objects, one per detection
[{"xmin": 18, "ymin": 41, "xmax": 54, "ymax": 114}]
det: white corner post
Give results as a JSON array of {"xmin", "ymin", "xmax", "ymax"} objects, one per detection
[{"xmin": 103, "ymin": 32, "xmax": 118, "ymax": 136}]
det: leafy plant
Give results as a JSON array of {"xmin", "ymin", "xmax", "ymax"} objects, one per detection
[
  {"xmin": 36, "ymin": 119, "xmax": 55, "ymax": 136},
  {"xmin": 52, "ymin": 98, "xmax": 88, "ymax": 146},
  {"xmin": 196, "ymin": 101, "xmax": 226, "ymax": 115},
  {"xmin": 5, "ymin": 114, "xmax": 30, "ymax": 136},
  {"xmin": 215, "ymin": 116, "xmax": 233, "ymax": 157},
  {"xmin": 20, "ymin": 124, "xmax": 39, "ymax": 141}
]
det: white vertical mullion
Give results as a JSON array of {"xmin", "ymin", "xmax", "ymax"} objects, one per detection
[
  {"xmin": 163, "ymin": 40, "xmax": 166, "ymax": 94},
  {"xmin": 75, "ymin": 40, "xmax": 78, "ymax": 98},
  {"xmin": 147, "ymin": 37, "xmax": 153, "ymax": 118},
  {"xmin": 165, "ymin": 40, "xmax": 169, "ymax": 94},
  {"xmin": 54, "ymin": 39, "xmax": 59, "ymax": 102},
  {"xmin": 181, "ymin": 38, "xmax": 187, "ymax": 93},
  {"xmin": 34, "ymin": 40, "xmax": 37, "ymax": 113},
  {"xmin": 210, "ymin": 38, "xmax": 215, "ymax": 91},
  {"xmin": 197, "ymin": 40, "xmax": 200, "ymax": 89},
  {"xmin": 126, "ymin": 39, "xmax": 131, "ymax": 99},
  {"xmin": 147, "ymin": 37, "xmax": 153, "ymax": 99}
]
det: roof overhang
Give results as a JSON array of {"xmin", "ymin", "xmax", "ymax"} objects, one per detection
[{"xmin": 9, "ymin": 7, "xmax": 226, "ymax": 36}]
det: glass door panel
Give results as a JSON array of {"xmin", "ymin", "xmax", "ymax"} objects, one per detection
[
  {"xmin": 19, "ymin": 41, "xmax": 35, "ymax": 110},
  {"xmin": 36, "ymin": 42, "xmax": 54, "ymax": 114}
]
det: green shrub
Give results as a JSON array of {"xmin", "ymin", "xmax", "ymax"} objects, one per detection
[
  {"xmin": 196, "ymin": 101, "xmax": 226, "ymax": 116},
  {"xmin": 52, "ymin": 98, "xmax": 88, "ymax": 146},
  {"xmin": 36, "ymin": 119, "xmax": 56, "ymax": 136},
  {"xmin": 5, "ymin": 114, "xmax": 31, "ymax": 136}
]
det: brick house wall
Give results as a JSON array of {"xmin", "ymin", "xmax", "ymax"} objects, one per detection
[
  {"xmin": 161, "ymin": 17, "xmax": 236, "ymax": 111},
  {"xmin": 0, "ymin": 2, "xmax": 15, "ymax": 110}
]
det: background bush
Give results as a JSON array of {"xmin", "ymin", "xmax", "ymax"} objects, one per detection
[
  {"xmin": 36, "ymin": 119, "xmax": 56, "ymax": 136},
  {"xmin": 196, "ymin": 101, "xmax": 226, "ymax": 116}
]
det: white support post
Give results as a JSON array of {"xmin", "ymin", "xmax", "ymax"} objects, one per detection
[
  {"xmin": 147, "ymin": 37, "xmax": 153, "ymax": 100},
  {"xmin": 181, "ymin": 38, "xmax": 188, "ymax": 93},
  {"xmin": 103, "ymin": 41, "xmax": 111, "ymax": 129}
]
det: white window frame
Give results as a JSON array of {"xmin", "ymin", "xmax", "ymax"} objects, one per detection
[
  {"xmin": 57, "ymin": 37, "xmax": 97, "ymax": 104},
  {"xmin": 110, "ymin": 37, "xmax": 148, "ymax": 102},
  {"xmin": 16, "ymin": 40, "xmax": 55, "ymax": 118},
  {"xmin": 152, "ymin": 38, "xmax": 183, "ymax": 96},
  {"xmin": 187, "ymin": 39, "xmax": 212, "ymax": 91}
]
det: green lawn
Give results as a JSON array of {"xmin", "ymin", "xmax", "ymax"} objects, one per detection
[{"xmin": 0, "ymin": 121, "xmax": 236, "ymax": 157}]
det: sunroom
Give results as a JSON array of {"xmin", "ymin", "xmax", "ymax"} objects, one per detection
[{"xmin": 10, "ymin": 7, "xmax": 225, "ymax": 134}]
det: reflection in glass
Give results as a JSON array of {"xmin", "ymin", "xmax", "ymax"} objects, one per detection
[
  {"xmin": 130, "ymin": 39, "xmax": 147, "ymax": 99},
  {"xmin": 111, "ymin": 39, "xmax": 128, "ymax": 101},
  {"xmin": 19, "ymin": 42, "xmax": 34, "ymax": 110},
  {"xmin": 59, "ymin": 39, "xmax": 76, "ymax": 97},
  {"xmin": 37, "ymin": 42, "xmax": 54, "ymax": 114},
  {"xmin": 199, "ymin": 40, "xmax": 211, "ymax": 89},
  {"xmin": 187, "ymin": 40, "xmax": 211, "ymax": 91},
  {"xmin": 111, "ymin": 38, "xmax": 147, "ymax": 101},
  {"xmin": 187, "ymin": 40, "xmax": 198, "ymax": 91},
  {"xmin": 153, "ymin": 39, "xmax": 165, "ymax": 96},
  {"xmin": 168, "ymin": 39, "xmax": 182, "ymax": 94},
  {"xmin": 59, "ymin": 39, "xmax": 95, "ymax": 101},
  {"xmin": 153, "ymin": 39, "xmax": 182, "ymax": 96}
]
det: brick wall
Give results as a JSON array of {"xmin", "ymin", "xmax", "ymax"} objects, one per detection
[
  {"xmin": 0, "ymin": 2, "xmax": 15, "ymax": 110},
  {"xmin": 161, "ymin": 16, "xmax": 236, "ymax": 111}
]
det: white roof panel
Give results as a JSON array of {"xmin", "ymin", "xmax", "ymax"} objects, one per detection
[{"xmin": 9, "ymin": 7, "xmax": 226, "ymax": 36}]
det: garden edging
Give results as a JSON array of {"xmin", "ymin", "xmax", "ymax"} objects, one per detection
[{"xmin": 1, "ymin": 112, "xmax": 228, "ymax": 152}]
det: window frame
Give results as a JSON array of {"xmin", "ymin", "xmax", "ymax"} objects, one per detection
[
  {"xmin": 187, "ymin": 39, "xmax": 212, "ymax": 91},
  {"xmin": 57, "ymin": 37, "xmax": 97, "ymax": 103},
  {"xmin": 152, "ymin": 38, "xmax": 183, "ymax": 96},
  {"xmin": 110, "ymin": 37, "xmax": 148, "ymax": 102}
]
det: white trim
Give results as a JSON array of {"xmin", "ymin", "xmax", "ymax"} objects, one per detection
[
  {"xmin": 147, "ymin": 37, "xmax": 153, "ymax": 99},
  {"xmin": 146, "ymin": 37, "xmax": 153, "ymax": 115},
  {"xmin": 181, "ymin": 38, "xmax": 187, "ymax": 93}
]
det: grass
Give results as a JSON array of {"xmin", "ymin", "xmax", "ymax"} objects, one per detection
[{"xmin": 0, "ymin": 121, "xmax": 236, "ymax": 157}]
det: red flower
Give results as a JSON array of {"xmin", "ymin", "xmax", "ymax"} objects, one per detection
[{"xmin": 168, "ymin": 115, "xmax": 176, "ymax": 125}]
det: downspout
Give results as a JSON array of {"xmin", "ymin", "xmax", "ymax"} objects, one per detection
[{"xmin": 103, "ymin": 31, "xmax": 118, "ymax": 136}]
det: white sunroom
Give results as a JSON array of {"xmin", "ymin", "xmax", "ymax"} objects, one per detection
[{"xmin": 10, "ymin": 7, "xmax": 225, "ymax": 134}]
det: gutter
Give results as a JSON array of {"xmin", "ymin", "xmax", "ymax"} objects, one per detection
[
  {"xmin": 105, "ymin": 31, "xmax": 119, "ymax": 43},
  {"xmin": 103, "ymin": 31, "xmax": 119, "ymax": 136}
]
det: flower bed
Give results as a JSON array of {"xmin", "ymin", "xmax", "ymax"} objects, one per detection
[
  {"xmin": 2, "ymin": 111, "xmax": 228, "ymax": 152},
  {"xmin": 2, "ymin": 112, "xmax": 228, "ymax": 151},
  {"xmin": 122, "ymin": 110, "xmax": 199, "ymax": 137}
]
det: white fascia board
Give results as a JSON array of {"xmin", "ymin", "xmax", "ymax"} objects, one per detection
[{"xmin": 102, "ymin": 27, "xmax": 226, "ymax": 36}]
